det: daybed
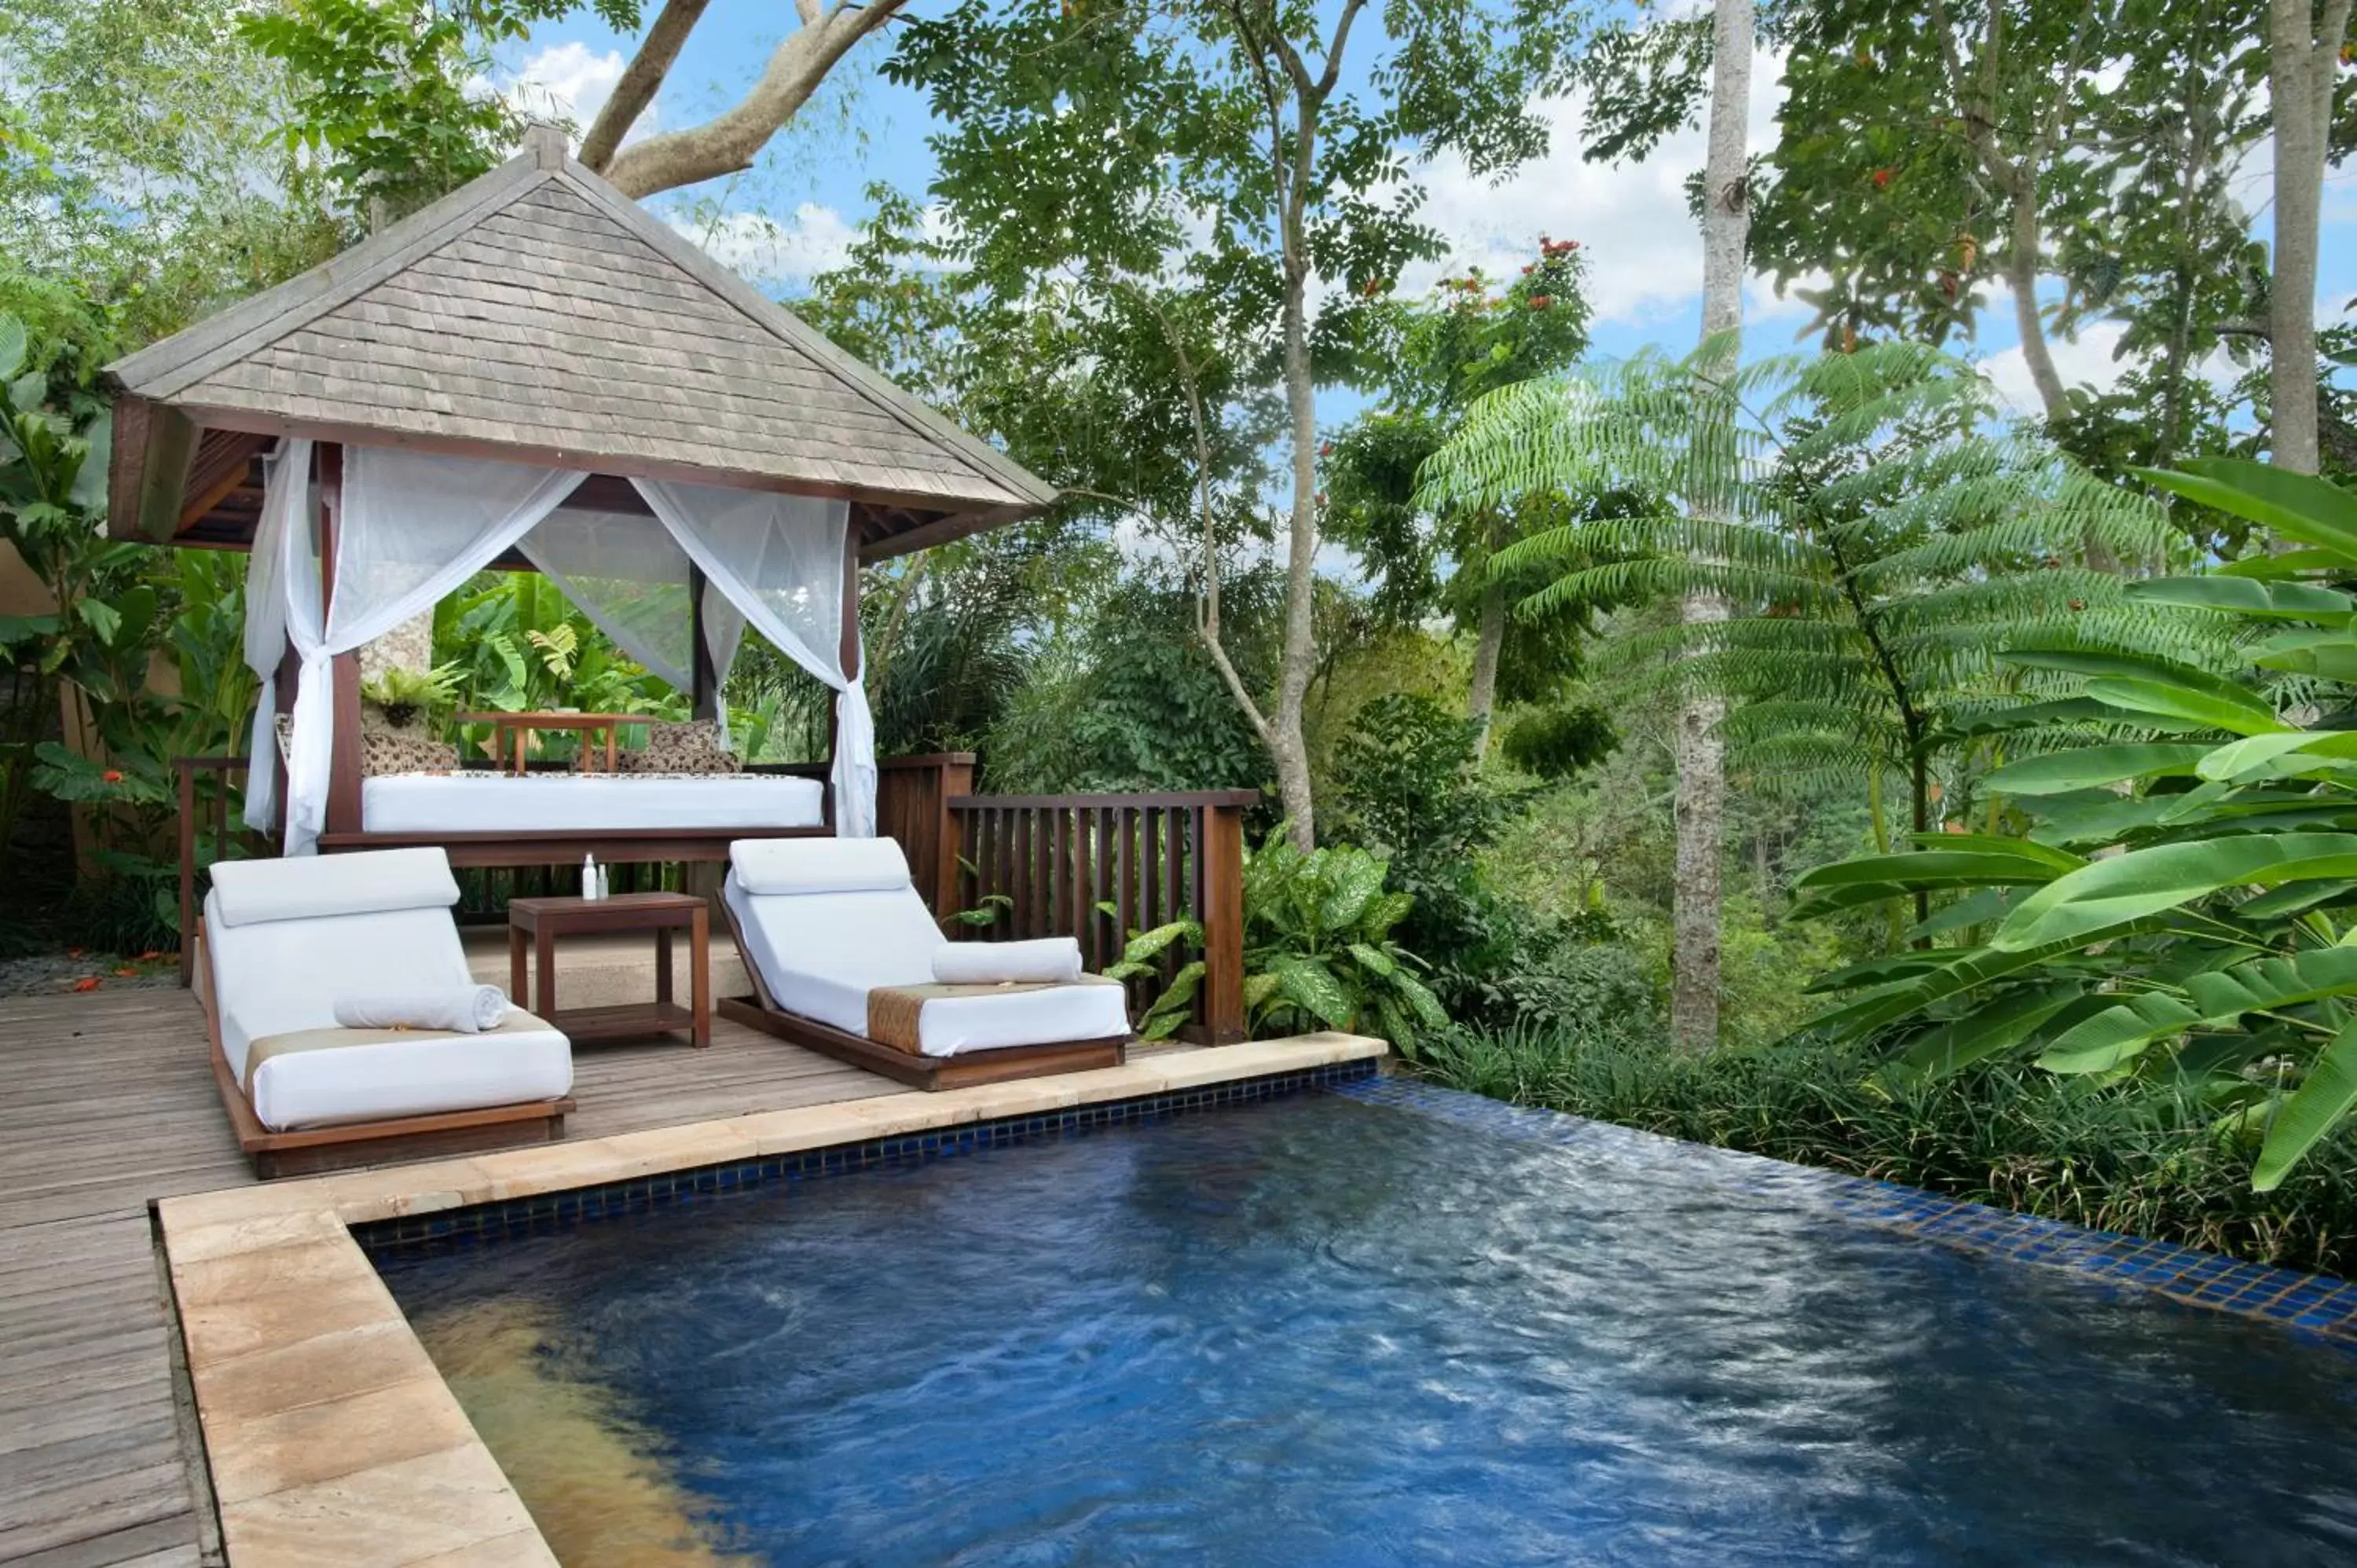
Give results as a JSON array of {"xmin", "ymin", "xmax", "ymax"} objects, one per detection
[
  {"xmin": 718, "ymin": 837, "xmax": 1131, "ymax": 1090},
  {"xmin": 359, "ymin": 769, "xmax": 827, "ymax": 835},
  {"xmin": 198, "ymin": 845, "xmax": 575, "ymax": 1177}
]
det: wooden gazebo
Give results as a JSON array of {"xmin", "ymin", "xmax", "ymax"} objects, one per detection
[{"xmin": 101, "ymin": 124, "xmax": 1058, "ymax": 866}]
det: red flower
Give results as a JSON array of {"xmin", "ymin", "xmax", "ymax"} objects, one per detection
[
  {"xmin": 1528, "ymin": 295, "xmax": 1553, "ymax": 310},
  {"xmin": 71, "ymin": 977, "xmax": 101, "ymax": 993},
  {"xmin": 101, "ymin": 768, "xmax": 123, "ymax": 783},
  {"xmin": 113, "ymin": 965, "xmax": 137, "ymax": 978},
  {"xmin": 1871, "ymin": 167, "xmax": 1894, "ymax": 189},
  {"xmin": 1318, "ymin": 441, "xmax": 1333, "ymax": 456},
  {"xmin": 1520, "ymin": 265, "xmax": 1534, "ymax": 275},
  {"xmin": 1315, "ymin": 492, "xmax": 1328, "ymax": 507},
  {"xmin": 137, "ymin": 950, "xmax": 161, "ymax": 962}
]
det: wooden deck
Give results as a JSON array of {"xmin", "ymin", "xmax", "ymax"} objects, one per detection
[{"xmin": 0, "ymin": 985, "xmax": 933, "ymax": 1567}]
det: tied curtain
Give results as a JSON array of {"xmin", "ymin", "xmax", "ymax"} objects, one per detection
[
  {"xmin": 244, "ymin": 443, "xmax": 869, "ymax": 852},
  {"xmin": 632, "ymin": 478, "xmax": 872, "ymax": 837}
]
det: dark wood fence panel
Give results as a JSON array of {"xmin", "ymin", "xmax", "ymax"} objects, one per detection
[{"xmin": 948, "ymin": 792, "xmax": 1252, "ymax": 1042}]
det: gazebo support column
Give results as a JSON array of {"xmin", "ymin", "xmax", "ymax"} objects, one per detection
[
  {"xmin": 317, "ymin": 443, "xmax": 365, "ymax": 840},
  {"xmin": 688, "ymin": 562, "xmax": 717, "ymax": 722}
]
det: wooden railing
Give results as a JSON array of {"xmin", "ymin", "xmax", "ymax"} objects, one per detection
[
  {"xmin": 939, "ymin": 790, "xmax": 1253, "ymax": 1043},
  {"xmin": 177, "ymin": 749, "xmax": 1256, "ymax": 1042}
]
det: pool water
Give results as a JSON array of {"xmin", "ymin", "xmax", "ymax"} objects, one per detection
[{"xmin": 376, "ymin": 1087, "xmax": 2357, "ymax": 1566}]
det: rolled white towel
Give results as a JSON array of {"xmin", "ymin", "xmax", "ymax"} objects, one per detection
[
  {"xmin": 931, "ymin": 938, "xmax": 1083, "ymax": 986},
  {"xmin": 332, "ymin": 985, "xmax": 510, "ymax": 1033}
]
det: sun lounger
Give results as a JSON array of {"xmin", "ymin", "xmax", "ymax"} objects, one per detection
[
  {"xmin": 717, "ymin": 837, "xmax": 1130, "ymax": 1090},
  {"xmin": 196, "ymin": 846, "xmax": 574, "ymax": 1177}
]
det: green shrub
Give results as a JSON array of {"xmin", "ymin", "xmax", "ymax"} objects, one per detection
[{"xmin": 1417, "ymin": 1024, "xmax": 2357, "ymax": 1277}]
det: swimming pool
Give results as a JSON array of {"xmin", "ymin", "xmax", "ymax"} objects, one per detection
[{"xmin": 373, "ymin": 1078, "xmax": 2357, "ymax": 1565}]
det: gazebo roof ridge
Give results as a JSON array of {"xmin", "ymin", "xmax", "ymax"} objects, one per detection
[{"xmin": 104, "ymin": 125, "xmax": 1057, "ymax": 558}]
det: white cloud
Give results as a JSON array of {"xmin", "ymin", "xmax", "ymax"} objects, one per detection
[
  {"xmin": 1398, "ymin": 51, "xmax": 1790, "ymax": 328},
  {"xmin": 669, "ymin": 204, "xmax": 860, "ymax": 284},
  {"xmin": 501, "ymin": 42, "xmax": 634, "ymax": 145}
]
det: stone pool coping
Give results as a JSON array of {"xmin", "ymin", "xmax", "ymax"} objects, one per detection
[{"xmin": 152, "ymin": 1032, "xmax": 1387, "ymax": 1567}]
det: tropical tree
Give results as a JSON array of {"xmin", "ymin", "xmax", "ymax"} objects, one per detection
[
  {"xmin": 1324, "ymin": 239, "xmax": 1595, "ymax": 748},
  {"xmin": 1789, "ymin": 460, "xmax": 2357, "ymax": 1190},
  {"xmin": 887, "ymin": 0, "xmax": 1586, "ymax": 847},
  {"xmin": 1421, "ymin": 343, "xmax": 2179, "ymax": 973}
]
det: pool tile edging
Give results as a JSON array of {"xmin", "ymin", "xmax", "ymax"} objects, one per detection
[
  {"xmin": 151, "ymin": 1031, "xmax": 1387, "ymax": 1567},
  {"xmin": 1336, "ymin": 1075, "xmax": 2357, "ymax": 1346}
]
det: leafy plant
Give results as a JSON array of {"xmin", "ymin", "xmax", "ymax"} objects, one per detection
[
  {"xmin": 1106, "ymin": 826, "xmax": 1448, "ymax": 1049},
  {"xmin": 1789, "ymin": 459, "xmax": 2357, "ymax": 1191},
  {"xmin": 359, "ymin": 662, "xmax": 460, "ymax": 728}
]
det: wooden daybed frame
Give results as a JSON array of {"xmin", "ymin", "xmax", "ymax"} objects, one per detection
[
  {"xmin": 713, "ymin": 895, "xmax": 1130, "ymax": 1092},
  {"xmin": 191, "ymin": 918, "xmax": 574, "ymax": 1179}
]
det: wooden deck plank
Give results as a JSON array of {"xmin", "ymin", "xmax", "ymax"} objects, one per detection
[{"xmin": 0, "ymin": 986, "xmax": 984, "ymax": 1565}]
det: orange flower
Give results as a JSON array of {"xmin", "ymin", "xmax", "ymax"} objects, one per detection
[
  {"xmin": 138, "ymin": 949, "xmax": 162, "ymax": 961},
  {"xmin": 1528, "ymin": 295, "xmax": 1553, "ymax": 310},
  {"xmin": 113, "ymin": 965, "xmax": 137, "ymax": 977},
  {"xmin": 71, "ymin": 977, "xmax": 101, "ymax": 992},
  {"xmin": 101, "ymin": 769, "xmax": 123, "ymax": 784}
]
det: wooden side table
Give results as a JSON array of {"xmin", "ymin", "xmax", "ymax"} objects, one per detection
[{"xmin": 508, "ymin": 892, "xmax": 709, "ymax": 1048}]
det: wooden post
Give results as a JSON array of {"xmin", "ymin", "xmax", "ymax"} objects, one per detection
[
  {"xmin": 318, "ymin": 444, "xmax": 365, "ymax": 840},
  {"xmin": 1200, "ymin": 797, "xmax": 1247, "ymax": 1043},
  {"xmin": 688, "ymin": 562, "xmax": 717, "ymax": 722},
  {"xmin": 177, "ymin": 760, "xmax": 197, "ymax": 987},
  {"xmin": 830, "ymin": 537, "xmax": 861, "ymax": 831},
  {"xmin": 934, "ymin": 756, "xmax": 974, "ymax": 917}
]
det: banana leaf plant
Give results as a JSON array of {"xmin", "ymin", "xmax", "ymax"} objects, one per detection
[
  {"xmin": 1105, "ymin": 826, "xmax": 1450, "ymax": 1047},
  {"xmin": 1792, "ymin": 460, "xmax": 2357, "ymax": 1189}
]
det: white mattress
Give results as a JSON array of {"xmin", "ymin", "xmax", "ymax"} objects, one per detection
[
  {"xmin": 724, "ymin": 875, "xmax": 1130, "ymax": 1057},
  {"xmin": 361, "ymin": 771, "xmax": 826, "ymax": 833},
  {"xmin": 205, "ymin": 889, "xmax": 572, "ymax": 1131}
]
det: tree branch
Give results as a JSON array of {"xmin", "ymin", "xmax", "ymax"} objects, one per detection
[
  {"xmin": 577, "ymin": 0, "xmax": 713, "ymax": 172},
  {"xmin": 597, "ymin": 0, "xmax": 907, "ymax": 200}
]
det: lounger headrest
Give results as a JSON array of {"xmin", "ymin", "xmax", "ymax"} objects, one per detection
[
  {"xmin": 208, "ymin": 847, "xmax": 461, "ymax": 929},
  {"xmin": 732, "ymin": 836, "xmax": 911, "ymax": 896}
]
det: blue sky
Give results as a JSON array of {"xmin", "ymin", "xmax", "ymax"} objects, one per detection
[{"xmin": 497, "ymin": 4, "xmax": 2357, "ymax": 434}]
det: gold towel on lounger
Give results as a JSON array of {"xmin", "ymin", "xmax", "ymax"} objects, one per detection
[
  {"xmin": 866, "ymin": 976, "xmax": 1121, "ymax": 1055},
  {"xmin": 244, "ymin": 1009, "xmax": 556, "ymax": 1075}
]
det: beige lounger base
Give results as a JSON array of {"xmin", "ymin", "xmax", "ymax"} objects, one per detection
[
  {"xmin": 713, "ymin": 995, "xmax": 1124, "ymax": 1090},
  {"xmin": 196, "ymin": 921, "xmax": 575, "ymax": 1179}
]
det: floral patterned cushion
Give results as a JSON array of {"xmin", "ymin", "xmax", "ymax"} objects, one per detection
[
  {"xmin": 360, "ymin": 726, "xmax": 458, "ymax": 776},
  {"xmin": 619, "ymin": 720, "xmax": 738, "ymax": 776}
]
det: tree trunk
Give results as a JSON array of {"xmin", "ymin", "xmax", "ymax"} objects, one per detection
[
  {"xmin": 2267, "ymin": 0, "xmax": 2346, "ymax": 478},
  {"xmin": 1674, "ymin": 0, "xmax": 1753, "ymax": 1054},
  {"xmin": 1468, "ymin": 570, "xmax": 1507, "ymax": 759},
  {"xmin": 2003, "ymin": 184, "xmax": 2070, "ymax": 419},
  {"xmin": 1270, "ymin": 262, "xmax": 1321, "ymax": 848}
]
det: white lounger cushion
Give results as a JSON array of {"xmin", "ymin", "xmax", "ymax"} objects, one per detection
[
  {"xmin": 363, "ymin": 771, "xmax": 824, "ymax": 835},
  {"xmin": 932, "ymin": 938, "xmax": 1083, "ymax": 985},
  {"xmin": 208, "ymin": 845, "xmax": 460, "ymax": 928},
  {"xmin": 204, "ymin": 849, "xmax": 571, "ymax": 1131},
  {"xmin": 723, "ymin": 868, "xmax": 1129, "ymax": 1057},
  {"xmin": 732, "ymin": 833, "xmax": 912, "ymax": 896}
]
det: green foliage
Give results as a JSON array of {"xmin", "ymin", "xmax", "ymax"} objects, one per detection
[
  {"xmin": 240, "ymin": 0, "xmax": 636, "ymax": 223},
  {"xmin": 1413, "ymin": 1024, "xmax": 2357, "ymax": 1278},
  {"xmin": 1109, "ymin": 826, "xmax": 1447, "ymax": 1049},
  {"xmin": 360, "ymin": 664, "xmax": 461, "ymax": 729},
  {"xmin": 1499, "ymin": 702, "xmax": 1617, "ymax": 780},
  {"xmin": 1790, "ymin": 458, "xmax": 2357, "ymax": 1190},
  {"xmin": 434, "ymin": 573, "xmax": 684, "ymax": 760},
  {"xmin": 984, "ymin": 570, "xmax": 1276, "ymax": 795},
  {"xmin": 1426, "ymin": 340, "xmax": 2191, "ymax": 870}
]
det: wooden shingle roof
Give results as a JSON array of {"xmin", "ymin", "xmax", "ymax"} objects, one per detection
[{"xmin": 103, "ymin": 127, "xmax": 1056, "ymax": 559}]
